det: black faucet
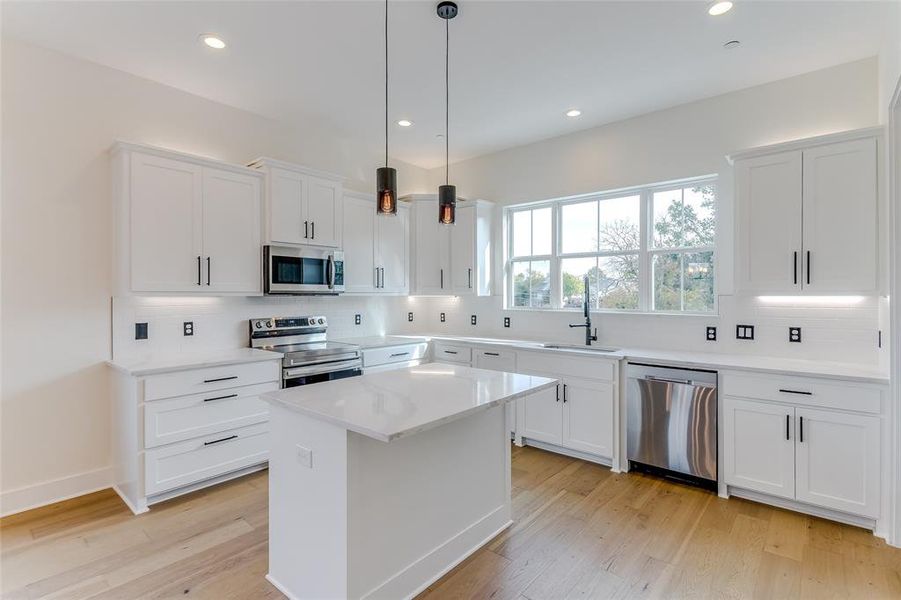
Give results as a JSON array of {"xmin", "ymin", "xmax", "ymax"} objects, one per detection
[{"xmin": 569, "ymin": 275, "xmax": 598, "ymax": 345}]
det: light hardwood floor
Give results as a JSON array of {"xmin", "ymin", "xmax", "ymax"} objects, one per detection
[{"xmin": 3, "ymin": 445, "xmax": 901, "ymax": 599}]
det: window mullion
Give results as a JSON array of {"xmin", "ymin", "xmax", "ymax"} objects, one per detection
[{"xmin": 640, "ymin": 188, "xmax": 651, "ymax": 312}]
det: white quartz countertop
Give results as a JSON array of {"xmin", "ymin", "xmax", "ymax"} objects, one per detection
[
  {"xmin": 261, "ymin": 363, "xmax": 557, "ymax": 442},
  {"xmin": 396, "ymin": 334, "xmax": 888, "ymax": 384},
  {"xmin": 333, "ymin": 335, "xmax": 429, "ymax": 350},
  {"xmin": 107, "ymin": 348, "xmax": 282, "ymax": 377}
]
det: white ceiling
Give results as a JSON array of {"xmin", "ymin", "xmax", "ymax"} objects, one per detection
[{"xmin": 2, "ymin": 1, "xmax": 890, "ymax": 169}]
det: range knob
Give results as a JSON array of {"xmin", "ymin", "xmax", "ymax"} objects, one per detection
[
  {"xmin": 255, "ymin": 321, "xmax": 262, "ymax": 329},
  {"xmin": 318, "ymin": 318, "xmax": 325, "ymax": 324},
  {"xmin": 265, "ymin": 320, "xmax": 273, "ymax": 328}
]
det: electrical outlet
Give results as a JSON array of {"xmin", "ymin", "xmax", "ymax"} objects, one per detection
[
  {"xmin": 789, "ymin": 327, "xmax": 801, "ymax": 343},
  {"xmin": 736, "ymin": 324, "xmax": 755, "ymax": 340},
  {"xmin": 471, "ymin": 315, "xmax": 477, "ymax": 326},
  {"xmin": 408, "ymin": 312, "xmax": 414, "ymax": 322},
  {"xmin": 135, "ymin": 322, "xmax": 148, "ymax": 340},
  {"xmin": 706, "ymin": 326, "xmax": 717, "ymax": 341},
  {"xmin": 354, "ymin": 314, "xmax": 361, "ymax": 325},
  {"xmin": 504, "ymin": 317, "xmax": 511, "ymax": 328},
  {"xmin": 440, "ymin": 312, "xmax": 446, "ymax": 323},
  {"xmin": 183, "ymin": 321, "xmax": 194, "ymax": 336}
]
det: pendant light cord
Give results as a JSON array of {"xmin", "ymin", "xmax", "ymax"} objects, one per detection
[
  {"xmin": 445, "ymin": 17, "xmax": 449, "ymax": 185},
  {"xmin": 385, "ymin": 0, "xmax": 389, "ymax": 168}
]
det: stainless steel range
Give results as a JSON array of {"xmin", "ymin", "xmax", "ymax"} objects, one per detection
[{"xmin": 249, "ymin": 316, "xmax": 362, "ymax": 388}]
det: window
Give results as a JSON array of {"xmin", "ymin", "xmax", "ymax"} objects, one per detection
[{"xmin": 505, "ymin": 178, "xmax": 716, "ymax": 313}]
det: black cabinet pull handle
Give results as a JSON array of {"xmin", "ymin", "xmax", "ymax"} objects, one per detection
[
  {"xmin": 799, "ymin": 416, "xmax": 804, "ymax": 443},
  {"xmin": 443, "ymin": 350, "xmax": 458, "ymax": 354},
  {"xmin": 484, "ymin": 352, "xmax": 500, "ymax": 356},
  {"xmin": 197, "ymin": 256, "xmax": 202, "ymax": 285},
  {"xmin": 311, "ymin": 221, "xmax": 315, "ymax": 239},
  {"xmin": 806, "ymin": 251, "xmax": 811, "ymax": 285},
  {"xmin": 440, "ymin": 269, "xmax": 444, "ymax": 289},
  {"xmin": 556, "ymin": 383, "xmax": 560, "ymax": 402},
  {"xmin": 206, "ymin": 256, "xmax": 211, "ymax": 285},
  {"xmin": 468, "ymin": 267, "xmax": 472, "ymax": 289},
  {"xmin": 563, "ymin": 384, "xmax": 568, "ymax": 403},
  {"xmin": 203, "ymin": 375, "xmax": 238, "ymax": 383},
  {"xmin": 779, "ymin": 388, "xmax": 812, "ymax": 396},
  {"xmin": 304, "ymin": 221, "xmax": 309, "ymax": 238},
  {"xmin": 204, "ymin": 393, "xmax": 238, "ymax": 403},
  {"xmin": 390, "ymin": 352, "xmax": 410, "ymax": 358},
  {"xmin": 786, "ymin": 414, "xmax": 790, "ymax": 440},
  {"xmin": 204, "ymin": 434, "xmax": 237, "ymax": 446},
  {"xmin": 793, "ymin": 251, "xmax": 798, "ymax": 285}
]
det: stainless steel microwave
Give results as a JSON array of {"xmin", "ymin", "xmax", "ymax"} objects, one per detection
[{"xmin": 263, "ymin": 245, "xmax": 345, "ymax": 295}]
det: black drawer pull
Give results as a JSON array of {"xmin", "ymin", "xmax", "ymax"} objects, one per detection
[
  {"xmin": 203, "ymin": 376, "xmax": 238, "ymax": 383},
  {"xmin": 799, "ymin": 416, "xmax": 804, "ymax": 443},
  {"xmin": 779, "ymin": 388, "xmax": 812, "ymax": 396},
  {"xmin": 204, "ymin": 393, "xmax": 238, "ymax": 403},
  {"xmin": 443, "ymin": 350, "xmax": 458, "ymax": 354},
  {"xmin": 556, "ymin": 384, "xmax": 560, "ymax": 402},
  {"xmin": 484, "ymin": 352, "xmax": 500, "ymax": 356},
  {"xmin": 390, "ymin": 352, "xmax": 410, "ymax": 358},
  {"xmin": 204, "ymin": 434, "xmax": 237, "ymax": 446},
  {"xmin": 785, "ymin": 414, "xmax": 790, "ymax": 440},
  {"xmin": 563, "ymin": 384, "xmax": 568, "ymax": 403}
]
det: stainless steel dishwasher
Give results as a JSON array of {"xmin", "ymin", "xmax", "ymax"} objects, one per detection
[{"xmin": 626, "ymin": 363, "xmax": 717, "ymax": 489}]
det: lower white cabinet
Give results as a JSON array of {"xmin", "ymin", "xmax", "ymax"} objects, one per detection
[
  {"xmin": 562, "ymin": 378, "xmax": 615, "ymax": 458},
  {"xmin": 723, "ymin": 387, "xmax": 882, "ymax": 519},
  {"xmin": 521, "ymin": 381, "xmax": 563, "ymax": 445}
]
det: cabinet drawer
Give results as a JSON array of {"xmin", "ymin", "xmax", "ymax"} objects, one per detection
[
  {"xmin": 721, "ymin": 371, "xmax": 882, "ymax": 414},
  {"xmin": 144, "ymin": 382, "xmax": 276, "ymax": 448},
  {"xmin": 144, "ymin": 360, "xmax": 280, "ymax": 401},
  {"xmin": 516, "ymin": 350, "xmax": 615, "ymax": 382},
  {"xmin": 474, "ymin": 348, "xmax": 516, "ymax": 372},
  {"xmin": 363, "ymin": 343, "xmax": 429, "ymax": 368},
  {"xmin": 144, "ymin": 422, "xmax": 269, "ymax": 496},
  {"xmin": 433, "ymin": 342, "xmax": 472, "ymax": 364}
]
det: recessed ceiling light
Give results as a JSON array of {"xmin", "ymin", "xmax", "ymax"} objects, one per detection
[
  {"xmin": 565, "ymin": 109, "xmax": 582, "ymax": 118},
  {"xmin": 396, "ymin": 119, "xmax": 414, "ymax": 127},
  {"xmin": 723, "ymin": 40, "xmax": 741, "ymax": 49},
  {"xmin": 200, "ymin": 34, "xmax": 226, "ymax": 49},
  {"xmin": 708, "ymin": 1, "xmax": 733, "ymax": 16}
]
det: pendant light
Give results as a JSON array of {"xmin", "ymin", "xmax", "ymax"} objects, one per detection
[
  {"xmin": 376, "ymin": 0, "xmax": 398, "ymax": 216},
  {"xmin": 437, "ymin": 1, "xmax": 457, "ymax": 225}
]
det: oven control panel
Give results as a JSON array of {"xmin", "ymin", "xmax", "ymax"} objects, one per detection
[{"xmin": 250, "ymin": 316, "xmax": 328, "ymax": 331}]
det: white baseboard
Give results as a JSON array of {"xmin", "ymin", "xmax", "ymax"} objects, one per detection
[
  {"xmin": 1, "ymin": 466, "xmax": 112, "ymax": 518},
  {"xmin": 266, "ymin": 575, "xmax": 300, "ymax": 600},
  {"xmin": 522, "ymin": 438, "xmax": 613, "ymax": 468}
]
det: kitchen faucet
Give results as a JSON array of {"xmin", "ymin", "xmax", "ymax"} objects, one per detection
[{"xmin": 569, "ymin": 275, "xmax": 598, "ymax": 345}]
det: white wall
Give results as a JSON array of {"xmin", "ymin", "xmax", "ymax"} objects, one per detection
[
  {"xmin": 0, "ymin": 38, "xmax": 429, "ymax": 511},
  {"xmin": 417, "ymin": 58, "xmax": 884, "ymax": 366},
  {"xmin": 879, "ymin": 0, "xmax": 901, "ymax": 122}
]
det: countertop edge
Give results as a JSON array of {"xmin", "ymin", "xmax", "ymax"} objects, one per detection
[{"xmin": 107, "ymin": 350, "xmax": 282, "ymax": 377}]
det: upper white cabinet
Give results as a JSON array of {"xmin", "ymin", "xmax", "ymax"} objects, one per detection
[
  {"xmin": 248, "ymin": 158, "xmax": 343, "ymax": 249},
  {"xmin": 342, "ymin": 191, "xmax": 409, "ymax": 294},
  {"xmin": 112, "ymin": 143, "xmax": 262, "ymax": 295},
  {"xmin": 731, "ymin": 128, "xmax": 881, "ymax": 295},
  {"xmin": 405, "ymin": 195, "xmax": 493, "ymax": 296}
]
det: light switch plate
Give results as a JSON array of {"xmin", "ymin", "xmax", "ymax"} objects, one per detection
[
  {"xmin": 296, "ymin": 444, "xmax": 312, "ymax": 469},
  {"xmin": 135, "ymin": 322, "xmax": 148, "ymax": 340},
  {"xmin": 736, "ymin": 324, "xmax": 755, "ymax": 340}
]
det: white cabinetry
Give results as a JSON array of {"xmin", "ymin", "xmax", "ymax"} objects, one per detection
[
  {"xmin": 111, "ymin": 358, "xmax": 280, "ymax": 514},
  {"xmin": 721, "ymin": 370, "xmax": 883, "ymax": 520},
  {"xmin": 520, "ymin": 382, "xmax": 563, "ymax": 445},
  {"xmin": 731, "ymin": 128, "xmax": 881, "ymax": 295},
  {"xmin": 361, "ymin": 342, "xmax": 429, "ymax": 374},
  {"xmin": 342, "ymin": 191, "xmax": 409, "ymax": 294},
  {"xmin": 405, "ymin": 195, "xmax": 493, "ymax": 296},
  {"xmin": 249, "ymin": 158, "xmax": 343, "ymax": 248},
  {"xmin": 112, "ymin": 143, "xmax": 263, "ymax": 295}
]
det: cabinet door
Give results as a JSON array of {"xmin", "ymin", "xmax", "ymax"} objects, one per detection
[
  {"xmin": 130, "ymin": 152, "xmax": 203, "ymax": 292},
  {"xmin": 802, "ymin": 138, "xmax": 878, "ymax": 294},
  {"xmin": 306, "ymin": 176, "xmax": 341, "ymax": 248},
  {"xmin": 520, "ymin": 381, "xmax": 563, "ymax": 445},
  {"xmin": 722, "ymin": 397, "xmax": 795, "ymax": 499},
  {"xmin": 377, "ymin": 205, "xmax": 409, "ymax": 293},
  {"xmin": 413, "ymin": 201, "xmax": 450, "ymax": 294},
  {"xmin": 450, "ymin": 204, "xmax": 475, "ymax": 295},
  {"xmin": 563, "ymin": 378, "xmax": 614, "ymax": 459},
  {"xmin": 735, "ymin": 151, "xmax": 802, "ymax": 294},
  {"xmin": 342, "ymin": 196, "xmax": 377, "ymax": 293},
  {"xmin": 268, "ymin": 167, "xmax": 306, "ymax": 245},
  {"xmin": 795, "ymin": 408, "xmax": 880, "ymax": 518},
  {"xmin": 201, "ymin": 168, "xmax": 262, "ymax": 293}
]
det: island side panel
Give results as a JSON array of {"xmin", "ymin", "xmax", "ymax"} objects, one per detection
[
  {"xmin": 267, "ymin": 402, "xmax": 349, "ymax": 599},
  {"xmin": 346, "ymin": 404, "xmax": 512, "ymax": 599}
]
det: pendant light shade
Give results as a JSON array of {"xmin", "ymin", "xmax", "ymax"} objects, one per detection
[
  {"xmin": 376, "ymin": 0, "xmax": 398, "ymax": 216},
  {"xmin": 437, "ymin": 1, "xmax": 457, "ymax": 225},
  {"xmin": 438, "ymin": 184, "xmax": 456, "ymax": 225}
]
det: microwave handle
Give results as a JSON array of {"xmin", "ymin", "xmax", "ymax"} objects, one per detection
[{"xmin": 326, "ymin": 255, "xmax": 335, "ymax": 289}]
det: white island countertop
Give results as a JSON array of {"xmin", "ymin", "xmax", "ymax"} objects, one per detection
[{"xmin": 261, "ymin": 363, "xmax": 557, "ymax": 442}]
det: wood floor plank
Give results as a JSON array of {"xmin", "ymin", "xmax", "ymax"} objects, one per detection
[{"xmin": 4, "ymin": 445, "xmax": 901, "ymax": 600}]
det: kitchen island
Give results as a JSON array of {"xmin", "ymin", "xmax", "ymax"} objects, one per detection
[{"xmin": 261, "ymin": 363, "xmax": 557, "ymax": 600}]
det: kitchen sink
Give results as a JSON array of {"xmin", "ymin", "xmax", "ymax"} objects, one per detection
[{"xmin": 539, "ymin": 343, "xmax": 619, "ymax": 353}]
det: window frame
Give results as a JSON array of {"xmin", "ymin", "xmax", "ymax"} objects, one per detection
[{"xmin": 504, "ymin": 176, "xmax": 718, "ymax": 315}]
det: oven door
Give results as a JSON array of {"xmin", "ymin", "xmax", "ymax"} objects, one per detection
[
  {"xmin": 264, "ymin": 246, "xmax": 344, "ymax": 295},
  {"xmin": 283, "ymin": 358, "xmax": 362, "ymax": 388}
]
